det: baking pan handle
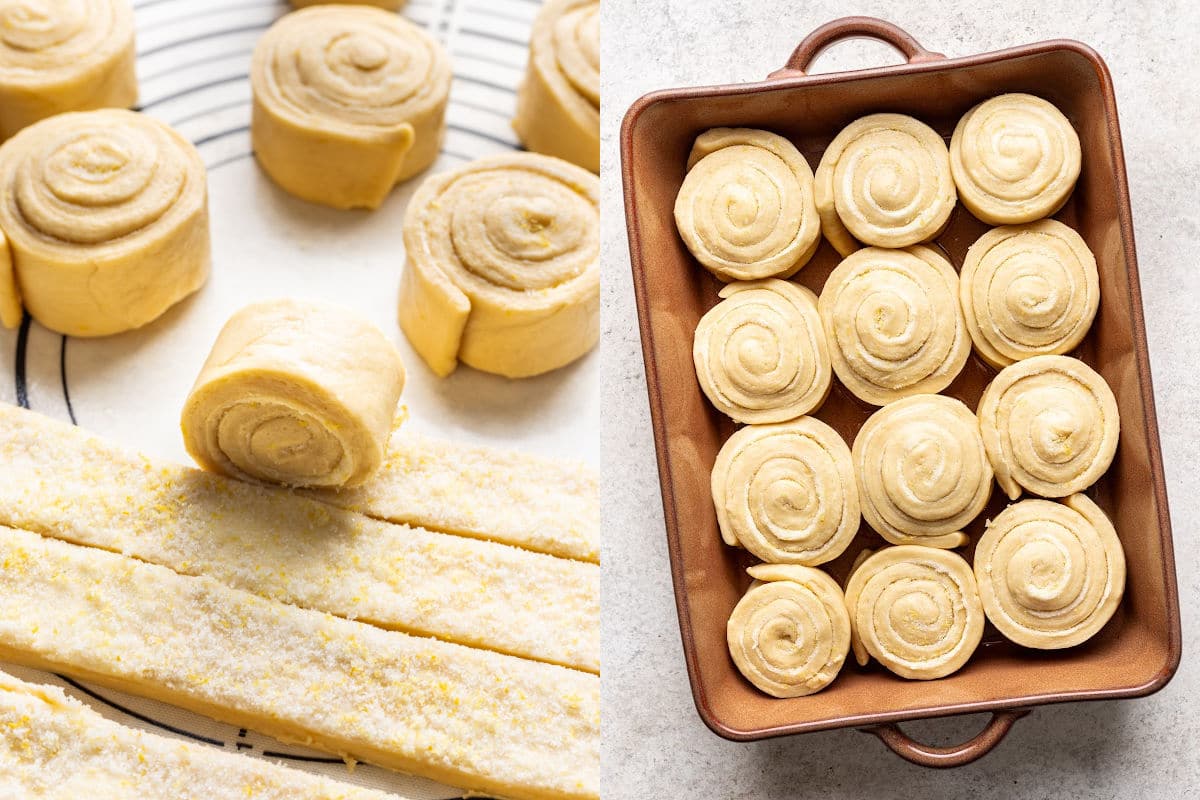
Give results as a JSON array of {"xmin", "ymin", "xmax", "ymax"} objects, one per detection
[
  {"xmin": 860, "ymin": 709, "xmax": 1031, "ymax": 768},
  {"xmin": 769, "ymin": 17, "xmax": 946, "ymax": 79}
]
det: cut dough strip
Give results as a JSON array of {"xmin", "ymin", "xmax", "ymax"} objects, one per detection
[
  {"xmin": 307, "ymin": 430, "xmax": 600, "ymax": 564},
  {"xmin": 181, "ymin": 299, "xmax": 406, "ymax": 490},
  {"xmin": 0, "ymin": 404, "xmax": 597, "ymax": 673},
  {"xmin": 0, "ymin": 526, "xmax": 599, "ymax": 800},
  {"xmin": 0, "ymin": 670, "xmax": 398, "ymax": 800}
]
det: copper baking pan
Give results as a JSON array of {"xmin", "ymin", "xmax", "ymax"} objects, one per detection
[{"xmin": 619, "ymin": 17, "xmax": 1181, "ymax": 767}]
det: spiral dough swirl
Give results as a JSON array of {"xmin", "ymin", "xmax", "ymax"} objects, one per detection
[
  {"xmin": 674, "ymin": 128, "xmax": 821, "ymax": 281},
  {"xmin": 693, "ymin": 279, "xmax": 831, "ymax": 423},
  {"xmin": 951, "ymin": 94, "xmax": 1081, "ymax": 225},
  {"xmin": 400, "ymin": 152, "xmax": 599, "ymax": 378},
  {"xmin": 815, "ymin": 113, "xmax": 956, "ymax": 255},
  {"xmin": 711, "ymin": 417, "xmax": 858, "ymax": 565},
  {"xmin": 975, "ymin": 494, "xmax": 1125, "ymax": 649},
  {"xmin": 853, "ymin": 395, "xmax": 992, "ymax": 549},
  {"xmin": 182, "ymin": 299, "xmax": 406, "ymax": 489},
  {"xmin": 818, "ymin": 246, "xmax": 969, "ymax": 406},
  {"xmin": 845, "ymin": 546, "xmax": 984, "ymax": 680},
  {"xmin": 727, "ymin": 564, "xmax": 851, "ymax": 697},
  {"xmin": 978, "ymin": 355, "xmax": 1119, "ymax": 500},
  {"xmin": 0, "ymin": 0, "xmax": 137, "ymax": 140},
  {"xmin": 251, "ymin": 5, "xmax": 450, "ymax": 209},
  {"xmin": 0, "ymin": 109, "xmax": 209, "ymax": 337},
  {"xmin": 961, "ymin": 220, "xmax": 1099, "ymax": 368}
]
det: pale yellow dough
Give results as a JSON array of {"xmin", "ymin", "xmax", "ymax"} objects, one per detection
[
  {"xmin": 727, "ymin": 564, "xmax": 851, "ymax": 697},
  {"xmin": 0, "ymin": 109, "xmax": 209, "ymax": 336},
  {"xmin": 0, "ymin": 403, "xmax": 597, "ymax": 672},
  {"xmin": 977, "ymin": 355, "xmax": 1120, "ymax": 500},
  {"xmin": 400, "ymin": 152, "xmax": 600, "ymax": 378},
  {"xmin": 182, "ymin": 299, "xmax": 405, "ymax": 489},
  {"xmin": 251, "ymin": 5, "xmax": 450, "ymax": 209},
  {"xmin": 845, "ymin": 546, "xmax": 984, "ymax": 680},
  {"xmin": 0, "ymin": 527, "xmax": 599, "ymax": 800},
  {"xmin": 950, "ymin": 93, "xmax": 1081, "ymax": 225},
  {"xmin": 853, "ymin": 395, "xmax": 992, "ymax": 549},
  {"xmin": 0, "ymin": 671, "xmax": 396, "ymax": 800},
  {"xmin": 0, "ymin": 0, "xmax": 137, "ymax": 141},
  {"xmin": 693, "ymin": 279, "xmax": 831, "ymax": 423},
  {"xmin": 815, "ymin": 113, "xmax": 956, "ymax": 255},
  {"xmin": 974, "ymin": 494, "xmax": 1125, "ymax": 649},
  {"xmin": 674, "ymin": 128, "xmax": 821, "ymax": 281},
  {"xmin": 711, "ymin": 416, "xmax": 858, "ymax": 565},
  {"xmin": 818, "ymin": 246, "xmax": 969, "ymax": 406},
  {"xmin": 307, "ymin": 429, "xmax": 601, "ymax": 563},
  {"xmin": 961, "ymin": 220, "xmax": 1099, "ymax": 368},
  {"xmin": 514, "ymin": 0, "xmax": 599, "ymax": 173}
]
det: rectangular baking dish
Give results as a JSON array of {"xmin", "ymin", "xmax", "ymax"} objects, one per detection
[{"xmin": 620, "ymin": 16, "xmax": 1181, "ymax": 767}]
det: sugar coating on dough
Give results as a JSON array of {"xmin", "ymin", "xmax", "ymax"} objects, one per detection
[
  {"xmin": 0, "ymin": 671, "xmax": 395, "ymax": 800},
  {"xmin": 0, "ymin": 404, "xmax": 598, "ymax": 674},
  {"xmin": 0, "ymin": 526, "xmax": 599, "ymax": 800}
]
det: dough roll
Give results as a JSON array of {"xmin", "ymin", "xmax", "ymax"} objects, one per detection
[
  {"xmin": 0, "ymin": 671, "xmax": 395, "ymax": 800},
  {"xmin": 514, "ymin": 0, "xmax": 599, "ymax": 173},
  {"xmin": 673, "ymin": 128, "xmax": 821, "ymax": 281},
  {"xmin": 815, "ymin": 113, "xmax": 956, "ymax": 255},
  {"xmin": 307, "ymin": 430, "xmax": 601, "ymax": 563},
  {"xmin": 961, "ymin": 220, "xmax": 1100, "ymax": 368},
  {"xmin": 978, "ymin": 355, "xmax": 1119, "ymax": 500},
  {"xmin": 727, "ymin": 564, "xmax": 851, "ymax": 697},
  {"xmin": 818, "ymin": 246, "xmax": 969, "ymax": 406},
  {"xmin": 0, "ymin": 404, "xmax": 597, "ymax": 673},
  {"xmin": 693, "ymin": 279, "xmax": 831, "ymax": 423},
  {"xmin": 0, "ymin": 109, "xmax": 209, "ymax": 336},
  {"xmin": 853, "ymin": 395, "xmax": 992, "ymax": 549},
  {"xmin": 844, "ymin": 546, "xmax": 984, "ymax": 680},
  {"xmin": 182, "ymin": 299, "xmax": 405, "ymax": 490},
  {"xmin": 0, "ymin": 0, "xmax": 136, "ymax": 141},
  {"xmin": 400, "ymin": 152, "xmax": 600, "ymax": 378},
  {"xmin": 711, "ymin": 416, "xmax": 859, "ymax": 565},
  {"xmin": 974, "ymin": 494, "xmax": 1124, "ymax": 650},
  {"xmin": 251, "ymin": 5, "xmax": 450, "ymax": 209},
  {"xmin": 0, "ymin": 527, "xmax": 599, "ymax": 800},
  {"xmin": 950, "ymin": 93, "xmax": 1081, "ymax": 225}
]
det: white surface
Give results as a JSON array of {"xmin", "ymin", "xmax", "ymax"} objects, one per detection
[
  {"xmin": 0, "ymin": 1, "xmax": 595, "ymax": 798},
  {"xmin": 601, "ymin": 1, "xmax": 1200, "ymax": 797}
]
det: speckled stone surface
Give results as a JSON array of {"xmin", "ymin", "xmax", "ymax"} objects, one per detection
[{"xmin": 600, "ymin": 1, "xmax": 1199, "ymax": 797}]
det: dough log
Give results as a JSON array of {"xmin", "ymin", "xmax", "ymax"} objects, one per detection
[
  {"xmin": 251, "ymin": 5, "xmax": 450, "ymax": 209},
  {"xmin": 399, "ymin": 152, "xmax": 600, "ymax": 378},
  {"xmin": 514, "ymin": 0, "xmax": 599, "ymax": 173},
  {"xmin": 0, "ymin": 109, "xmax": 209, "ymax": 336},
  {"xmin": 182, "ymin": 299, "xmax": 405, "ymax": 490},
  {"xmin": 0, "ymin": 0, "xmax": 137, "ymax": 140}
]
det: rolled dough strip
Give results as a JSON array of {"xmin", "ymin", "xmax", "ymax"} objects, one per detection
[
  {"xmin": 0, "ymin": 670, "xmax": 398, "ymax": 800},
  {"xmin": 0, "ymin": 404, "xmax": 598, "ymax": 673},
  {"xmin": 0, "ymin": 526, "xmax": 599, "ymax": 800}
]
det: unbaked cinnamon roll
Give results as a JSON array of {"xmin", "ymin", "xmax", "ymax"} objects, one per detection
[
  {"xmin": 978, "ymin": 355, "xmax": 1119, "ymax": 500},
  {"xmin": 711, "ymin": 416, "xmax": 858, "ymax": 565},
  {"xmin": 693, "ymin": 279, "xmax": 831, "ymax": 423},
  {"xmin": 251, "ymin": 5, "xmax": 450, "ymax": 209},
  {"xmin": 815, "ymin": 113, "xmax": 956, "ymax": 255},
  {"xmin": 0, "ymin": 109, "xmax": 209, "ymax": 336},
  {"xmin": 950, "ymin": 94, "xmax": 1081, "ymax": 225},
  {"xmin": 961, "ymin": 220, "xmax": 1099, "ymax": 369},
  {"xmin": 974, "ymin": 494, "xmax": 1125, "ymax": 649},
  {"xmin": 817, "ymin": 246, "xmax": 969, "ymax": 406},
  {"xmin": 727, "ymin": 564, "xmax": 851, "ymax": 697},
  {"xmin": 845, "ymin": 546, "xmax": 984, "ymax": 680},
  {"xmin": 674, "ymin": 128, "xmax": 820, "ymax": 281},
  {"xmin": 853, "ymin": 395, "xmax": 992, "ymax": 549}
]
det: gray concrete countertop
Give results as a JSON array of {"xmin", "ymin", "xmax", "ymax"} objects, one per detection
[{"xmin": 600, "ymin": 1, "xmax": 1198, "ymax": 797}]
